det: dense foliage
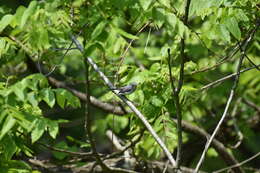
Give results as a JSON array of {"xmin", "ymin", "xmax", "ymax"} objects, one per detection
[{"xmin": 0, "ymin": 0, "xmax": 259, "ymax": 172}]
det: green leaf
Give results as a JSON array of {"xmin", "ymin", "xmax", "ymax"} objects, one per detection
[
  {"xmin": 113, "ymin": 26, "xmax": 139, "ymax": 40},
  {"xmin": 47, "ymin": 120, "xmax": 59, "ymax": 139},
  {"xmin": 85, "ymin": 41, "xmax": 105, "ymax": 56},
  {"xmin": 106, "ymin": 114, "xmax": 128, "ymax": 133},
  {"xmin": 21, "ymin": 1, "xmax": 37, "ymax": 28},
  {"xmin": 0, "ymin": 14, "xmax": 14, "ymax": 32},
  {"xmin": 9, "ymin": 108, "xmax": 35, "ymax": 131},
  {"xmin": 224, "ymin": 17, "xmax": 241, "ymax": 40},
  {"xmin": 148, "ymin": 56, "xmax": 162, "ymax": 61},
  {"xmin": 40, "ymin": 88, "xmax": 55, "ymax": 108},
  {"xmin": 55, "ymin": 89, "xmax": 80, "ymax": 108},
  {"xmin": 6, "ymin": 160, "xmax": 31, "ymax": 170},
  {"xmin": 31, "ymin": 119, "xmax": 46, "ymax": 143},
  {"xmin": 139, "ymin": 0, "xmax": 153, "ymax": 10},
  {"xmin": 152, "ymin": 7, "xmax": 165, "ymax": 28},
  {"xmin": 179, "ymin": 85, "xmax": 198, "ymax": 105},
  {"xmin": 1, "ymin": 134, "xmax": 17, "ymax": 160},
  {"xmin": 27, "ymin": 92, "xmax": 38, "ymax": 107},
  {"xmin": 91, "ymin": 21, "xmax": 107, "ymax": 40},
  {"xmin": 39, "ymin": 27, "xmax": 50, "ymax": 50},
  {"xmin": 12, "ymin": 83, "xmax": 26, "ymax": 100},
  {"xmin": 217, "ymin": 24, "xmax": 230, "ymax": 42},
  {"xmin": 0, "ymin": 116, "xmax": 16, "ymax": 140},
  {"xmin": 157, "ymin": 0, "xmax": 170, "ymax": 7},
  {"xmin": 235, "ymin": 9, "xmax": 249, "ymax": 22},
  {"xmin": 166, "ymin": 13, "xmax": 177, "ymax": 30},
  {"xmin": 25, "ymin": 73, "xmax": 49, "ymax": 89},
  {"xmin": 177, "ymin": 20, "xmax": 186, "ymax": 38},
  {"xmin": 55, "ymin": 89, "xmax": 65, "ymax": 108},
  {"xmin": 189, "ymin": 0, "xmax": 222, "ymax": 18},
  {"xmin": 13, "ymin": 6, "xmax": 26, "ymax": 27},
  {"xmin": 151, "ymin": 96, "xmax": 163, "ymax": 107}
]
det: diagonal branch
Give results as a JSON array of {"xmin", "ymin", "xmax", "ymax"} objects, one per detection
[
  {"xmin": 200, "ymin": 64, "xmax": 260, "ymax": 90},
  {"xmin": 173, "ymin": 119, "xmax": 244, "ymax": 173},
  {"xmin": 213, "ymin": 151, "xmax": 260, "ymax": 173},
  {"xmin": 71, "ymin": 36, "xmax": 177, "ymax": 167}
]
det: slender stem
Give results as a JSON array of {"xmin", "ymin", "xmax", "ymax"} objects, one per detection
[
  {"xmin": 175, "ymin": 0, "xmax": 192, "ymax": 168},
  {"xmin": 84, "ymin": 53, "xmax": 110, "ymax": 171},
  {"xmin": 167, "ymin": 49, "xmax": 182, "ymax": 169}
]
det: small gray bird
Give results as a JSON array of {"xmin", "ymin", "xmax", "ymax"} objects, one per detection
[{"xmin": 112, "ymin": 82, "xmax": 137, "ymax": 95}]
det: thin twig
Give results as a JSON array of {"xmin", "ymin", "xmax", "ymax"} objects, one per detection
[
  {"xmin": 115, "ymin": 21, "xmax": 151, "ymax": 84},
  {"xmin": 71, "ymin": 36, "xmax": 177, "ymax": 167},
  {"xmin": 103, "ymin": 129, "xmax": 144, "ymax": 161},
  {"xmin": 120, "ymin": 21, "xmax": 152, "ymax": 58},
  {"xmin": 38, "ymin": 142, "xmax": 95, "ymax": 156},
  {"xmin": 162, "ymin": 160, "xmax": 170, "ymax": 173},
  {"xmin": 244, "ymin": 54, "xmax": 260, "ymax": 71},
  {"xmin": 167, "ymin": 49, "xmax": 183, "ymax": 169},
  {"xmin": 242, "ymin": 98, "xmax": 260, "ymax": 113},
  {"xmin": 106, "ymin": 130, "xmax": 127, "ymax": 152},
  {"xmin": 144, "ymin": 27, "xmax": 151, "ymax": 54},
  {"xmin": 229, "ymin": 98, "xmax": 243, "ymax": 149},
  {"xmin": 200, "ymin": 64, "xmax": 260, "ymax": 91},
  {"xmin": 213, "ymin": 152, "xmax": 260, "ymax": 173}
]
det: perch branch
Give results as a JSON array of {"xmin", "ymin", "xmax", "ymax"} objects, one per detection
[{"xmin": 71, "ymin": 36, "xmax": 177, "ymax": 167}]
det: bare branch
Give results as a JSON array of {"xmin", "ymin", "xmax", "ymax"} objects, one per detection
[
  {"xmin": 48, "ymin": 77, "xmax": 130, "ymax": 115},
  {"xmin": 242, "ymin": 98, "xmax": 260, "ymax": 113},
  {"xmin": 167, "ymin": 48, "xmax": 182, "ymax": 169},
  {"xmin": 174, "ymin": 0, "xmax": 192, "ymax": 168},
  {"xmin": 229, "ymin": 98, "xmax": 243, "ymax": 149},
  {"xmin": 200, "ymin": 64, "xmax": 260, "ymax": 90},
  {"xmin": 37, "ymin": 142, "xmax": 95, "ymax": 157}
]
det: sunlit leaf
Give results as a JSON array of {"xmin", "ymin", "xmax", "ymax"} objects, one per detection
[
  {"xmin": 20, "ymin": 1, "xmax": 37, "ymax": 28},
  {"xmin": 47, "ymin": 120, "xmax": 59, "ymax": 139},
  {"xmin": 0, "ymin": 116, "xmax": 16, "ymax": 140},
  {"xmin": 113, "ymin": 26, "xmax": 139, "ymax": 40},
  {"xmin": 224, "ymin": 17, "xmax": 241, "ymax": 40},
  {"xmin": 0, "ymin": 14, "xmax": 13, "ymax": 32},
  {"xmin": 91, "ymin": 21, "xmax": 107, "ymax": 40},
  {"xmin": 139, "ymin": 0, "xmax": 153, "ymax": 10},
  {"xmin": 31, "ymin": 119, "xmax": 46, "ymax": 143},
  {"xmin": 40, "ymin": 88, "xmax": 55, "ymax": 108}
]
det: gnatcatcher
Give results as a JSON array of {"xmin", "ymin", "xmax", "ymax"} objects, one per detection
[{"xmin": 112, "ymin": 82, "xmax": 137, "ymax": 95}]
